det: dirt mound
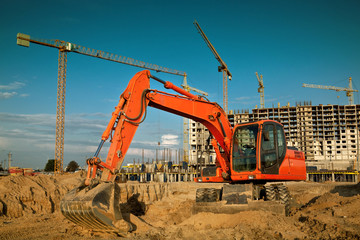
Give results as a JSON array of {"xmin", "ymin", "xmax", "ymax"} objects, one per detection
[
  {"xmin": 1, "ymin": 175, "xmax": 360, "ymax": 240},
  {"xmin": 127, "ymin": 182, "xmax": 360, "ymax": 240},
  {"xmin": 290, "ymin": 183, "xmax": 360, "ymax": 239},
  {"xmin": 0, "ymin": 173, "xmax": 84, "ymax": 218}
]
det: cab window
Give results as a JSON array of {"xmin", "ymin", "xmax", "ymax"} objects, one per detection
[
  {"xmin": 260, "ymin": 123, "xmax": 287, "ymax": 172},
  {"xmin": 276, "ymin": 125, "xmax": 286, "ymax": 158},
  {"xmin": 261, "ymin": 124, "xmax": 277, "ymax": 168},
  {"xmin": 232, "ymin": 124, "xmax": 258, "ymax": 172}
]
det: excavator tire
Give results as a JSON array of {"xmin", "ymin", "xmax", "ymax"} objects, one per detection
[
  {"xmin": 196, "ymin": 188, "xmax": 220, "ymax": 202},
  {"xmin": 60, "ymin": 181, "xmax": 132, "ymax": 235},
  {"xmin": 265, "ymin": 185, "xmax": 276, "ymax": 201},
  {"xmin": 278, "ymin": 185, "xmax": 290, "ymax": 216}
]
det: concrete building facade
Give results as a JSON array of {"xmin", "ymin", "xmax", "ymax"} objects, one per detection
[
  {"xmin": 188, "ymin": 121, "xmax": 216, "ymax": 165},
  {"xmin": 188, "ymin": 103, "xmax": 360, "ymax": 170}
]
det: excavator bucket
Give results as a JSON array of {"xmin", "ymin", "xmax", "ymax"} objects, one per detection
[{"xmin": 60, "ymin": 182, "xmax": 131, "ymax": 234}]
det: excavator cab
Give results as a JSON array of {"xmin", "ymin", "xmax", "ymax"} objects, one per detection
[
  {"xmin": 200, "ymin": 120, "xmax": 305, "ymax": 183},
  {"xmin": 231, "ymin": 120, "xmax": 287, "ymax": 178}
]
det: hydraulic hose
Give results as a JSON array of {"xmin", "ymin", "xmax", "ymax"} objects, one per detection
[
  {"xmin": 122, "ymin": 89, "xmax": 149, "ymax": 121},
  {"xmin": 123, "ymin": 89, "xmax": 149, "ymax": 125}
]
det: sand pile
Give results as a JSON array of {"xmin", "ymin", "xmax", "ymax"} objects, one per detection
[
  {"xmin": 0, "ymin": 174, "xmax": 359, "ymax": 240},
  {"xmin": 0, "ymin": 173, "xmax": 84, "ymax": 218}
]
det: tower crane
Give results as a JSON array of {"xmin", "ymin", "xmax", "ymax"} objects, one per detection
[
  {"xmin": 16, "ymin": 33, "xmax": 205, "ymax": 173},
  {"xmin": 302, "ymin": 77, "xmax": 358, "ymax": 105},
  {"xmin": 255, "ymin": 72, "xmax": 265, "ymax": 108},
  {"xmin": 193, "ymin": 20, "xmax": 232, "ymax": 114}
]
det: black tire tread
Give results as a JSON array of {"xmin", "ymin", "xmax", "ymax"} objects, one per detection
[
  {"xmin": 278, "ymin": 185, "xmax": 290, "ymax": 216},
  {"xmin": 196, "ymin": 188, "xmax": 219, "ymax": 202},
  {"xmin": 265, "ymin": 185, "xmax": 276, "ymax": 201}
]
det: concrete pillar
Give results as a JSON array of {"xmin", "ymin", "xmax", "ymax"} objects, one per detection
[{"xmin": 332, "ymin": 172, "xmax": 335, "ymax": 182}]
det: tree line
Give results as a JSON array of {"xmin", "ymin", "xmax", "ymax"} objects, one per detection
[{"xmin": 44, "ymin": 160, "xmax": 80, "ymax": 172}]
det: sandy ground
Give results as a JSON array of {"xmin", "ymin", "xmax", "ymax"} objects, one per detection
[{"xmin": 0, "ymin": 173, "xmax": 359, "ymax": 240}]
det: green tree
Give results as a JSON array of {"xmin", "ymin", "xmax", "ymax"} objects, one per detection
[
  {"xmin": 44, "ymin": 159, "xmax": 55, "ymax": 172},
  {"xmin": 66, "ymin": 161, "xmax": 79, "ymax": 172}
]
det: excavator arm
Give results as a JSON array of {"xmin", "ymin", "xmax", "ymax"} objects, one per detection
[
  {"xmin": 61, "ymin": 70, "xmax": 233, "ymax": 233},
  {"xmin": 86, "ymin": 70, "xmax": 232, "ymax": 184}
]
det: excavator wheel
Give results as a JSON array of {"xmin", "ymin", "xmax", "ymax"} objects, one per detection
[
  {"xmin": 277, "ymin": 185, "xmax": 290, "ymax": 216},
  {"xmin": 60, "ymin": 181, "xmax": 132, "ymax": 235},
  {"xmin": 265, "ymin": 185, "xmax": 276, "ymax": 201},
  {"xmin": 196, "ymin": 188, "xmax": 221, "ymax": 202},
  {"xmin": 265, "ymin": 184, "xmax": 290, "ymax": 216}
]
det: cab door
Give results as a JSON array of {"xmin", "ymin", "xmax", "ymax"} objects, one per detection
[{"xmin": 260, "ymin": 122, "xmax": 286, "ymax": 174}]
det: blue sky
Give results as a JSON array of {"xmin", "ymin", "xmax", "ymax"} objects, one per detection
[{"xmin": 1, "ymin": 0, "xmax": 359, "ymax": 169}]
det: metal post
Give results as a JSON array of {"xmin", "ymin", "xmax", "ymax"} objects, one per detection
[
  {"xmin": 223, "ymin": 70, "xmax": 228, "ymax": 114},
  {"xmin": 8, "ymin": 152, "xmax": 11, "ymax": 170},
  {"xmin": 357, "ymin": 124, "xmax": 359, "ymax": 171}
]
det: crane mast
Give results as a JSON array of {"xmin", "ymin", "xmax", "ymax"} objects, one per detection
[
  {"xmin": 193, "ymin": 20, "xmax": 232, "ymax": 113},
  {"xmin": 255, "ymin": 72, "xmax": 265, "ymax": 109},
  {"xmin": 16, "ymin": 33, "xmax": 189, "ymax": 174},
  {"xmin": 302, "ymin": 77, "xmax": 358, "ymax": 105},
  {"xmin": 181, "ymin": 76, "xmax": 208, "ymax": 163}
]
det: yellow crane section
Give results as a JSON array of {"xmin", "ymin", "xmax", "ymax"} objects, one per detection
[
  {"xmin": 16, "ymin": 33, "xmax": 189, "ymax": 174},
  {"xmin": 302, "ymin": 77, "xmax": 358, "ymax": 105},
  {"xmin": 181, "ymin": 78, "xmax": 208, "ymax": 163},
  {"xmin": 193, "ymin": 20, "xmax": 232, "ymax": 113},
  {"xmin": 255, "ymin": 72, "xmax": 265, "ymax": 109}
]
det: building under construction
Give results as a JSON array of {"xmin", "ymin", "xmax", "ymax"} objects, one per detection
[{"xmin": 188, "ymin": 103, "xmax": 360, "ymax": 171}]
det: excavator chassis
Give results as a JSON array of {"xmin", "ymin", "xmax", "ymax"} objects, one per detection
[{"xmin": 193, "ymin": 183, "xmax": 290, "ymax": 216}]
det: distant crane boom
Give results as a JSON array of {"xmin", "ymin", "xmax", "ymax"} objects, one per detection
[
  {"xmin": 17, "ymin": 33, "xmax": 186, "ymax": 76},
  {"xmin": 255, "ymin": 72, "xmax": 265, "ymax": 109},
  {"xmin": 193, "ymin": 20, "xmax": 232, "ymax": 113},
  {"xmin": 302, "ymin": 77, "xmax": 358, "ymax": 105},
  {"xmin": 16, "ymin": 33, "xmax": 189, "ymax": 174}
]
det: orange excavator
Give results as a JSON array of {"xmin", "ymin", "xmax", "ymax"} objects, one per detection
[{"xmin": 60, "ymin": 70, "xmax": 306, "ymax": 234}]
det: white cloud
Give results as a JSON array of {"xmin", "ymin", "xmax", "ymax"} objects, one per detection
[
  {"xmin": 131, "ymin": 140, "xmax": 159, "ymax": 147},
  {"xmin": 0, "ymin": 81, "xmax": 25, "ymax": 90},
  {"xmin": 126, "ymin": 148, "xmax": 156, "ymax": 158},
  {"xmin": 0, "ymin": 112, "xmax": 108, "ymax": 133},
  {"xmin": 0, "ymin": 111, "xmax": 183, "ymax": 168},
  {"xmin": 0, "ymin": 82, "xmax": 27, "ymax": 99},
  {"xmin": 0, "ymin": 92, "xmax": 18, "ymax": 99},
  {"xmin": 0, "ymin": 82, "xmax": 29, "ymax": 99},
  {"xmin": 161, "ymin": 134, "xmax": 179, "ymax": 146},
  {"xmin": 0, "ymin": 137, "xmax": 10, "ymax": 149},
  {"xmin": 235, "ymin": 96, "xmax": 252, "ymax": 101}
]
